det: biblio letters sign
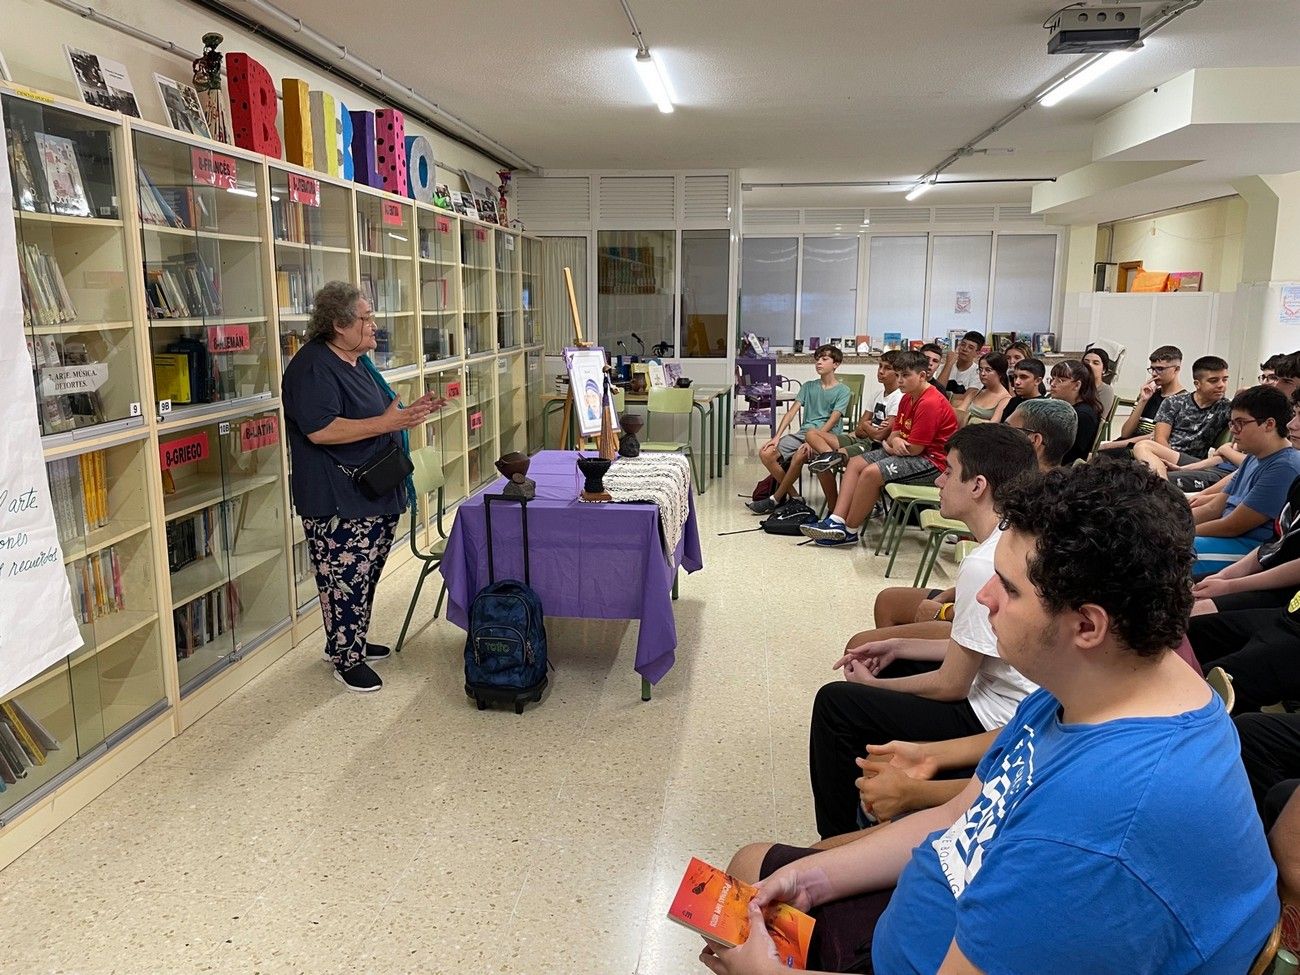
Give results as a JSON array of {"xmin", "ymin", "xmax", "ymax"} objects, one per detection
[
  {"xmin": 191, "ymin": 148, "xmax": 238, "ymax": 189},
  {"xmin": 239, "ymin": 416, "xmax": 279, "ymax": 452},
  {"xmin": 207, "ymin": 324, "xmax": 251, "ymax": 353},
  {"xmin": 159, "ymin": 432, "xmax": 210, "ymax": 470},
  {"xmin": 0, "ymin": 106, "xmax": 84, "ymax": 697},
  {"xmin": 288, "ymin": 174, "xmax": 320, "ymax": 207}
]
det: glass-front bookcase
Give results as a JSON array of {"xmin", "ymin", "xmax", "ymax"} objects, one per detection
[
  {"xmin": 270, "ymin": 165, "xmax": 355, "ymax": 368},
  {"xmin": 425, "ymin": 362, "xmax": 467, "ymax": 507},
  {"xmin": 133, "ymin": 129, "xmax": 272, "ymax": 417},
  {"xmin": 417, "ymin": 204, "xmax": 461, "ymax": 365},
  {"xmin": 6, "ymin": 93, "xmax": 142, "ymax": 440},
  {"xmin": 498, "ymin": 350, "xmax": 527, "ymax": 457},
  {"xmin": 526, "ymin": 345, "xmax": 545, "ymax": 455},
  {"xmin": 461, "ymin": 221, "xmax": 494, "ymax": 358},
  {"xmin": 495, "ymin": 228, "xmax": 521, "ymax": 351},
  {"xmin": 356, "ymin": 189, "xmax": 417, "ymax": 374},
  {"xmin": 465, "ymin": 357, "xmax": 498, "ymax": 493},
  {"xmin": 522, "ymin": 235, "xmax": 543, "ymax": 347},
  {"xmin": 160, "ymin": 409, "xmax": 290, "ymax": 694}
]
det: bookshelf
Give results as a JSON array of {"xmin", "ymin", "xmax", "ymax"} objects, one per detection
[
  {"xmin": 526, "ymin": 345, "xmax": 546, "ymax": 455},
  {"xmin": 0, "ymin": 81, "xmax": 549, "ymax": 864}
]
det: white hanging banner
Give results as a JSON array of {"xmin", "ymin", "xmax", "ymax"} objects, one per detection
[{"xmin": 0, "ymin": 101, "xmax": 84, "ymax": 699}]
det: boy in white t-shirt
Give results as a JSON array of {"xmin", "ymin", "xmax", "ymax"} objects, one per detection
[{"xmin": 807, "ymin": 422, "xmax": 1040, "ymax": 839}]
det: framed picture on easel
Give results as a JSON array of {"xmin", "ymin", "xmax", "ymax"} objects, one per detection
[{"xmin": 564, "ymin": 346, "xmax": 618, "ymax": 438}]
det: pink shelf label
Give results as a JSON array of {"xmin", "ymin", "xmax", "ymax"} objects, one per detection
[
  {"xmin": 160, "ymin": 432, "xmax": 210, "ymax": 470},
  {"xmin": 207, "ymin": 323, "xmax": 251, "ymax": 353},
  {"xmin": 445, "ymin": 381, "xmax": 461, "ymax": 398},
  {"xmin": 288, "ymin": 173, "xmax": 320, "ymax": 207},
  {"xmin": 191, "ymin": 148, "xmax": 238, "ymax": 189},
  {"xmin": 469, "ymin": 411, "xmax": 483, "ymax": 431},
  {"xmin": 474, "ymin": 227, "xmax": 487, "ymax": 242},
  {"xmin": 435, "ymin": 215, "xmax": 451, "ymax": 234},
  {"xmin": 239, "ymin": 415, "xmax": 280, "ymax": 452},
  {"xmin": 382, "ymin": 201, "xmax": 403, "ymax": 226}
]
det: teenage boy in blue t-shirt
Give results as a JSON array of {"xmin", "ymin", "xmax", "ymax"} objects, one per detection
[
  {"xmin": 753, "ymin": 344, "xmax": 851, "ymax": 495},
  {"xmin": 708, "ymin": 462, "xmax": 1277, "ymax": 975},
  {"xmin": 1192, "ymin": 385, "xmax": 1300, "ymax": 576}
]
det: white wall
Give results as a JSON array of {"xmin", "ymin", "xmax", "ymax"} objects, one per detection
[
  {"xmin": 3, "ymin": 0, "xmax": 503, "ymax": 188},
  {"xmin": 1105, "ymin": 197, "xmax": 1247, "ymax": 293}
]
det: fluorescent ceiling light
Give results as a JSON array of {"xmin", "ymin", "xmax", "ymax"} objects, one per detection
[
  {"xmin": 1039, "ymin": 50, "xmax": 1134, "ymax": 107},
  {"xmin": 905, "ymin": 180, "xmax": 932, "ymax": 202},
  {"xmin": 635, "ymin": 50, "xmax": 674, "ymax": 113}
]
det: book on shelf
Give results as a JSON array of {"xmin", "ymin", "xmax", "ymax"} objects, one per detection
[
  {"xmin": 70, "ymin": 545, "xmax": 126, "ymax": 625},
  {"xmin": 1033, "ymin": 332, "xmax": 1056, "ymax": 355},
  {"xmin": 0, "ymin": 699, "xmax": 57, "ymax": 769},
  {"xmin": 143, "ymin": 251, "xmax": 222, "ymax": 319},
  {"xmin": 420, "ymin": 276, "xmax": 450, "ymax": 311},
  {"xmin": 17, "ymin": 241, "xmax": 78, "ymax": 327},
  {"xmin": 30, "ymin": 131, "xmax": 92, "ymax": 218},
  {"xmin": 882, "ymin": 332, "xmax": 903, "ymax": 351},
  {"xmin": 151, "ymin": 336, "xmax": 211, "ymax": 405},
  {"xmin": 280, "ymin": 331, "xmax": 304, "ymax": 362},
  {"xmin": 173, "ymin": 580, "xmax": 241, "ymax": 660},
  {"xmin": 27, "ymin": 335, "xmax": 106, "ymax": 432},
  {"xmin": 167, "ymin": 497, "xmax": 241, "ymax": 573},
  {"xmin": 990, "ymin": 331, "xmax": 1016, "ymax": 353},
  {"xmin": 10, "ymin": 701, "xmax": 60, "ymax": 755},
  {"xmin": 154, "ymin": 184, "xmax": 215, "ymax": 232},
  {"xmin": 0, "ymin": 722, "xmax": 30, "ymax": 778},
  {"xmin": 271, "ymin": 197, "xmax": 321, "ymax": 245},
  {"xmin": 666, "ymin": 858, "xmax": 814, "ymax": 968}
]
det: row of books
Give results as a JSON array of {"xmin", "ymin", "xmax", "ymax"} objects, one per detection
[
  {"xmin": 280, "ymin": 331, "xmax": 306, "ymax": 363},
  {"xmin": 275, "ymin": 264, "xmax": 323, "ymax": 316},
  {"xmin": 357, "ymin": 208, "xmax": 396, "ymax": 252},
  {"xmin": 0, "ymin": 700, "xmax": 61, "ymax": 788},
  {"xmin": 18, "ymin": 242, "xmax": 78, "ymax": 327},
  {"xmin": 70, "ymin": 545, "xmax": 126, "ymax": 625},
  {"xmin": 359, "ymin": 273, "xmax": 407, "ymax": 315},
  {"xmin": 47, "ymin": 451, "xmax": 110, "ymax": 544},
  {"xmin": 271, "ymin": 198, "xmax": 325, "ymax": 246},
  {"xmin": 9, "ymin": 121, "xmax": 108, "ymax": 219},
  {"xmin": 137, "ymin": 166, "xmax": 216, "ymax": 231},
  {"xmin": 166, "ymin": 499, "xmax": 240, "ymax": 574},
  {"xmin": 173, "ymin": 581, "xmax": 241, "ymax": 659},
  {"xmin": 418, "ymin": 227, "xmax": 454, "ymax": 263},
  {"xmin": 27, "ymin": 334, "xmax": 106, "ymax": 433},
  {"xmin": 143, "ymin": 253, "xmax": 222, "ymax": 319}
]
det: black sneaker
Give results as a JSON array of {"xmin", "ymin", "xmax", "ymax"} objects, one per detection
[
  {"xmin": 746, "ymin": 496, "xmax": 777, "ymax": 514},
  {"xmin": 334, "ymin": 661, "xmax": 383, "ymax": 693},
  {"xmin": 807, "ymin": 451, "xmax": 846, "ymax": 475},
  {"xmin": 364, "ymin": 643, "xmax": 392, "ymax": 662}
]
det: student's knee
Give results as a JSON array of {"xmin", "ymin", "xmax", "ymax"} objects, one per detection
[
  {"xmin": 727, "ymin": 842, "xmax": 774, "ymax": 884},
  {"xmin": 760, "ymin": 442, "xmax": 778, "ymax": 462},
  {"xmin": 863, "ymin": 464, "xmax": 885, "ymax": 484}
]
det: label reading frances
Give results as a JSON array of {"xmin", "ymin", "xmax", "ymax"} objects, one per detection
[
  {"xmin": 191, "ymin": 148, "xmax": 238, "ymax": 189},
  {"xmin": 159, "ymin": 432, "xmax": 210, "ymax": 470}
]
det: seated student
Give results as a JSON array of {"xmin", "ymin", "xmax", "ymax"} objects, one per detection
[
  {"xmin": 1083, "ymin": 345, "xmax": 1117, "ymax": 418},
  {"xmin": 951, "ymin": 352, "xmax": 1011, "ymax": 425},
  {"xmin": 804, "ymin": 424, "xmax": 1038, "ymax": 838},
  {"xmin": 1275, "ymin": 350, "xmax": 1300, "ymax": 401},
  {"xmin": 1047, "ymin": 359, "xmax": 1102, "ymax": 464},
  {"xmin": 1004, "ymin": 341, "xmax": 1032, "ymax": 372},
  {"xmin": 715, "ymin": 462, "xmax": 1278, "ymax": 975},
  {"xmin": 1132, "ymin": 355, "xmax": 1232, "ymax": 478},
  {"xmin": 1259, "ymin": 353, "xmax": 1285, "ymax": 388},
  {"xmin": 800, "ymin": 352, "xmax": 959, "ymax": 546},
  {"xmin": 935, "ymin": 330, "xmax": 985, "ymax": 396},
  {"xmin": 1187, "ymin": 591, "xmax": 1300, "ymax": 714},
  {"xmin": 1097, "ymin": 344, "xmax": 1186, "ymax": 453},
  {"xmin": 992, "ymin": 357, "xmax": 1045, "ymax": 423},
  {"xmin": 1188, "ymin": 385, "xmax": 1300, "ymax": 576},
  {"xmin": 753, "ymin": 343, "xmax": 851, "ymax": 502},
  {"xmin": 1006, "ymin": 397, "xmax": 1078, "ymax": 471},
  {"xmin": 1166, "ymin": 441, "xmax": 1245, "ymax": 493},
  {"xmin": 919, "ymin": 343, "xmax": 946, "ymax": 394}
]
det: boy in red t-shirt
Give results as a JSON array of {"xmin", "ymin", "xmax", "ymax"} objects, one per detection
[{"xmin": 802, "ymin": 351, "xmax": 959, "ymax": 545}]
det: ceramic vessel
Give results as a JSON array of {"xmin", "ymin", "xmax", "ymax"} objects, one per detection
[
  {"xmin": 577, "ymin": 456, "xmax": 613, "ymax": 502},
  {"xmin": 618, "ymin": 414, "xmax": 643, "ymax": 458}
]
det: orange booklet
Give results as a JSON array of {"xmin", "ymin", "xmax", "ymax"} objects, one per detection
[{"xmin": 667, "ymin": 857, "xmax": 815, "ymax": 968}]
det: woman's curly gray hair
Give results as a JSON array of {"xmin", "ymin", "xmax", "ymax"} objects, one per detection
[{"xmin": 305, "ymin": 281, "xmax": 364, "ymax": 343}]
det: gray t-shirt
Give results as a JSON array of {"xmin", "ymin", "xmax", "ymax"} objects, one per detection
[{"xmin": 1154, "ymin": 392, "xmax": 1231, "ymax": 457}]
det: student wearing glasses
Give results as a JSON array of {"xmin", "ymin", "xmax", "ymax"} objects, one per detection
[
  {"xmin": 1187, "ymin": 386, "xmax": 1300, "ymax": 577},
  {"xmin": 1097, "ymin": 345, "xmax": 1186, "ymax": 454},
  {"xmin": 1131, "ymin": 355, "xmax": 1233, "ymax": 479},
  {"xmin": 1046, "ymin": 360, "xmax": 1102, "ymax": 464}
]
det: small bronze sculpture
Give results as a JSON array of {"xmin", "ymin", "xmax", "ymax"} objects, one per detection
[{"xmin": 495, "ymin": 451, "xmax": 535, "ymax": 500}]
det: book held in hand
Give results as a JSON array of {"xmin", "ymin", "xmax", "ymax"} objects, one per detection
[{"xmin": 667, "ymin": 857, "xmax": 814, "ymax": 969}]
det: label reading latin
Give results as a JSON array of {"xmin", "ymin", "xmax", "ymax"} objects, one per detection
[
  {"xmin": 159, "ymin": 431, "xmax": 210, "ymax": 470},
  {"xmin": 39, "ymin": 363, "xmax": 108, "ymax": 398},
  {"xmin": 382, "ymin": 201, "xmax": 403, "ymax": 226},
  {"xmin": 191, "ymin": 148, "xmax": 238, "ymax": 189},
  {"xmin": 288, "ymin": 174, "xmax": 320, "ymax": 207},
  {"xmin": 239, "ymin": 415, "xmax": 280, "ymax": 452},
  {"xmin": 207, "ymin": 324, "xmax": 251, "ymax": 353}
]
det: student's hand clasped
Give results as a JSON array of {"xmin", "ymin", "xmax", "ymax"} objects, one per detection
[
  {"xmin": 1191, "ymin": 575, "xmax": 1231, "ymax": 599},
  {"xmin": 697, "ymin": 901, "xmax": 782, "ymax": 975},
  {"xmin": 834, "ymin": 639, "xmax": 897, "ymax": 679},
  {"xmin": 856, "ymin": 759, "xmax": 917, "ymax": 822}
]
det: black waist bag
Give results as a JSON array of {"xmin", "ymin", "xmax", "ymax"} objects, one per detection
[{"xmin": 339, "ymin": 438, "xmax": 412, "ymax": 500}]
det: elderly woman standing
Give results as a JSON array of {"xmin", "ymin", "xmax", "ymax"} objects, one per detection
[{"xmin": 283, "ymin": 281, "xmax": 441, "ymax": 693}]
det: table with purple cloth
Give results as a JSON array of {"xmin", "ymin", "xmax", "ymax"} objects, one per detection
[{"xmin": 439, "ymin": 450, "xmax": 704, "ymax": 698}]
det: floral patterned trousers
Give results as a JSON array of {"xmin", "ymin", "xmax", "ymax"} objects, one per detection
[{"xmin": 302, "ymin": 514, "xmax": 400, "ymax": 669}]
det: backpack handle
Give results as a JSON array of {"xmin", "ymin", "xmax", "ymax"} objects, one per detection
[{"xmin": 483, "ymin": 494, "xmax": 530, "ymax": 587}]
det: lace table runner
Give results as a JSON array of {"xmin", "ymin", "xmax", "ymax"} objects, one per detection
[{"xmin": 602, "ymin": 454, "xmax": 692, "ymax": 562}]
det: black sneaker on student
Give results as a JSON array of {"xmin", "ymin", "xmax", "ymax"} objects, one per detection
[
  {"xmin": 334, "ymin": 661, "xmax": 383, "ymax": 693},
  {"xmin": 807, "ymin": 451, "xmax": 846, "ymax": 475},
  {"xmin": 746, "ymin": 496, "xmax": 777, "ymax": 514}
]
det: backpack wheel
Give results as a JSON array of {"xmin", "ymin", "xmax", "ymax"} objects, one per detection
[
  {"xmin": 476, "ymin": 698, "xmax": 488, "ymax": 710},
  {"xmin": 515, "ymin": 701, "xmax": 525, "ymax": 714}
]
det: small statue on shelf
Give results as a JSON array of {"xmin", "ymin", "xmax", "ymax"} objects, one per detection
[
  {"xmin": 192, "ymin": 32, "xmax": 232, "ymax": 144},
  {"xmin": 496, "ymin": 169, "xmax": 512, "ymax": 227},
  {"xmin": 618, "ymin": 413, "xmax": 643, "ymax": 458}
]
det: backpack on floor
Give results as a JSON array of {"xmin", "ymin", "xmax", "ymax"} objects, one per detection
[
  {"xmin": 761, "ymin": 499, "xmax": 818, "ymax": 535},
  {"xmin": 751, "ymin": 474, "xmax": 777, "ymax": 502},
  {"xmin": 464, "ymin": 495, "xmax": 548, "ymax": 714}
]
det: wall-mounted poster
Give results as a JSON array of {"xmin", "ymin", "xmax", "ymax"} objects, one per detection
[
  {"xmin": 154, "ymin": 74, "xmax": 212, "ymax": 139},
  {"xmin": 564, "ymin": 346, "xmax": 618, "ymax": 437},
  {"xmin": 64, "ymin": 46, "xmax": 141, "ymax": 117}
]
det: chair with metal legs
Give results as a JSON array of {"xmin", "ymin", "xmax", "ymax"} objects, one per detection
[{"xmin": 394, "ymin": 446, "xmax": 449, "ymax": 654}]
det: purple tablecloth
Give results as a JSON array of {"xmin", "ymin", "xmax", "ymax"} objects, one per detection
[{"xmin": 440, "ymin": 451, "xmax": 704, "ymax": 685}]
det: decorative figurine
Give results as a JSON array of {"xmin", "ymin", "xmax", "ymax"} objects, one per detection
[
  {"xmin": 496, "ymin": 169, "xmax": 512, "ymax": 227},
  {"xmin": 618, "ymin": 413, "xmax": 643, "ymax": 458},
  {"xmin": 577, "ymin": 456, "xmax": 613, "ymax": 502},
  {"xmin": 495, "ymin": 451, "xmax": 535, "ymax": 500},
  {"xmin": 192, "ymin": 32, "xmax": 232, "ymax": 144}
]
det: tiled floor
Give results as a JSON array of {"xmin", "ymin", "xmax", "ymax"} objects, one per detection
[{"xmin": 0, "ymin": 437, "xmax": 959, "ymax": 975}]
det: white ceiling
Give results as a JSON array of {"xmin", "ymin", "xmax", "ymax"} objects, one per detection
[{"xmin": 252, "ymin": 0, "xmax": 1299, "ymax": 212}]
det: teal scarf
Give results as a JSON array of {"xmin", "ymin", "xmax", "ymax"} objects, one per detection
[{"xmin": 359, "ymin": 355, "xmax": 416, "ymax": 510}]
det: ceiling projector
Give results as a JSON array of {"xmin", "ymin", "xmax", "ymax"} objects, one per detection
[{"xmin": 1047, "ymin": 5, "xmax": 1141, "ymax": 53}]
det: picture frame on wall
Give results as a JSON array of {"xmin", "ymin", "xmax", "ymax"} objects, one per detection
[
  {"xmin": 154, "ymin": 74, "xmax": 212, "ymax": 139},
  {"xmin": 563, "ymin": 346, "xmax": 618, "ymax": 438}
]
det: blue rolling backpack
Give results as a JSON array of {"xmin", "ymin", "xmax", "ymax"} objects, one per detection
[{"xmin": 464, "ymin": 495, "xmax": 549, "ymax": 714}]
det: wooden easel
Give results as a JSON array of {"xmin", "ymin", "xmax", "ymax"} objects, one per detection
[{"xmin": 558, "ymin": 266, "xmax": 617, "ymax": 459}]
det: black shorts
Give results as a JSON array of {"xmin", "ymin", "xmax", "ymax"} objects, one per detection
[{"xmin": 759, "ymin": 844, "xmax": 896, "ymax": 974}]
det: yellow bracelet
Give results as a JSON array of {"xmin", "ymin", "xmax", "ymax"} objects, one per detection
[{"xmin": 935, "ymin": 603, "xmax": 955, "ymax": 622}]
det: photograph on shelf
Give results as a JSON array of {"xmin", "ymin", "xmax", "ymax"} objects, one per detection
[
  {"xmin": 461, "ymin": 170, "xmax": 500, "ymax": 224},
  {"xmin": 450, "ymin": 189, "xmax": 478, "ymax": 220},
  {"xmin": 29, "ymin": 132, "xmax": 92, "ymax": 218},
  {"xmin": 64, "ymin": 46, "xmax": 141, "ymax": 117},
  {"xmin": 153, "ymin": 74, "xmax": 212, "ymax": 139},
  {"xmin": 433, "ymin": 183, "xmax": 451, "ymax": 210}
]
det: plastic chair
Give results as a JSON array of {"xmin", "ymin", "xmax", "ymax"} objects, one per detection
[
  {"xmin": 641, "ymin": 386, "xmax": 702, "ymax": 493},
  {"xmin": 953, "ymin": 539, "xmax": 978, "ymax": 564},
  {"xmin": 394, "ymin": 446, "xmax": 448, "ymax": 654},
  {"xmin": 873, "ymin": 483, "xmax": 942, "ymax": 576},
  {"xmin": 913, "ymin": 509, "xmax": 974, "ymax": 587},
  {"xmin": 839, "ymin": 373, "xmax": 866, "ymax": 427},
  {"xmin": 1206, "ymin": 666, "xmax": 1236, "ymax": 713}
]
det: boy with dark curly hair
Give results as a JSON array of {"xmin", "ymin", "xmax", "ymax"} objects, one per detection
[{"xmin": 709, "ymin": 461, "xmax": 1277, "ymax": 975}]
